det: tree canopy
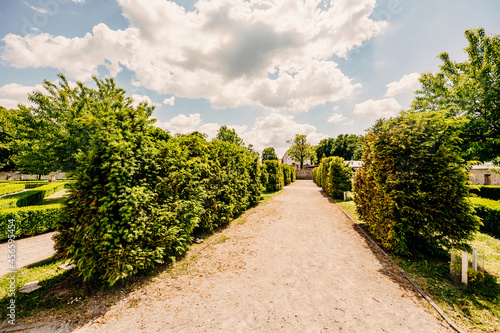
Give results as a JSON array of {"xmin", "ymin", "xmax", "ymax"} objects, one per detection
[
  {"xmin": 0, "ymin": 106, "xmax": 18, "ymax": 171},
  {"xmin": 261, "ymin": 147, "xmax": 278, "ymax": 162},
  {"xmin": 315, "ymin": 134, "xmax": 362, "ymax": 161},
  {"xmin": 215, "ymin": 126, "xmax": 245, "ymax": 147},
  {"xmin": 411, "ymin": 28, "xmax": 500, "ymax": 163},
  {"xmin": 287, "ymin": 134, "xmax": 315, "ymax": 169}
]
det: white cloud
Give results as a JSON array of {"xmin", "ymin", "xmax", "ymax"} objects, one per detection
[
  {"xmin": 0, "ymin": 83, "xmax": 44, "ymax": 109},
  {"xmin": 353, "ymin": 98, "xmax": 401, "ymax": 118},
  {"xmin": 327, "ymin": 112, "xmax": 347, "ymax": 123},
  {"xmin": 157, "ymin": 113, "xmax": 202, "ymax": 134},
  {"xmin": 385, "ymin": 72, "xmax": 420, "ymax": 97},
  {"xmin": 163, "ymin": 96, "xmax": 175, "ymax": 106},
  {"xmin": 130, "ymin": 94, "xmax": 161, "ymax": 108},
  {"xmin": 242, "ymin": 112, "xmax": 327, "ymax": 157},
  {"xmin": 2, "ymin": 0, "xmax": 386, "ymax": 112}
]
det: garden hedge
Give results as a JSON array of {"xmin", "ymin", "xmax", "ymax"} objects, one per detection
[
  {"xmin": 469, "ymin": 185, "xmax": 500, "ymax": 201},
  {"xmin": 0, "ymin": 204, "xmax": 62, "ymax": 241},
  {"xmin": 0, "ymin": 181, "xmax": 50, "ymax": 189},
  {"xmin": 353, "ymin": 112, "xmax": 480, "ymax": 256},
  {"xmin": 0, "ymin": 182, "xmax": 66, "ymax": 209},
  {"xmin": 263, "ymin": 160, "xmax": 284, "ymax": 191},
  {"xmin": 471, "ymin": 197, "xmax": 500, "ymax": 238},
  {"xmin": 313, "ymin": 156, "xmax": 352, "ymax": 199},
  {"xmin": 0, "ymin": 184, "xmax": 25, "ymax": 196}
]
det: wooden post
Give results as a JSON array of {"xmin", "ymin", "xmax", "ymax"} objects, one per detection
[
  {"xmin": 462, "ymin": 252, "xmax": 468, "ymax": 285},
  {"xmin": 472, "ymin": 248, "xmax": 478, "ymax": 271}
]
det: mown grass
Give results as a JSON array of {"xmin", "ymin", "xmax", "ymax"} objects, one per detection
[{"xmin": 336, "ymin": 200, "xmax": 500, "ymax": 332}]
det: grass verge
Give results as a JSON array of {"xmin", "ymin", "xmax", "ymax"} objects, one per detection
[{"xmin": 336, "ymin": 200, "xmax": 500, "ymax": 333}]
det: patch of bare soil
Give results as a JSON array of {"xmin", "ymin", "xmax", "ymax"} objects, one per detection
[{"xmin": 65, "ymin": 180, "xmax": 453, "ymax": 333}]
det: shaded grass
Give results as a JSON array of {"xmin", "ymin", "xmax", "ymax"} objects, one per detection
[{"xmin": 336, "ymin": 199, "xmax": 500, "ymax": 332}]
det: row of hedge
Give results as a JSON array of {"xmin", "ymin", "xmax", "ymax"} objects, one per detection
[
  {"xmin": 260, "ymin": 161, "xmax": 296, "ymax": 192},
  {"xmin": 0, "ymin": 204, "xmax": 62, "ymax": 241},
  {"xmin": 469, "ymin": 185, "xmax": 500, "ymax": 201},
  {"xmin": 0, "ymin": 182, "xmax": 66, "ymax": 209},
  {"xmin": 0, "ymin": 184, "xmax": 25, "ymax": 196},
  {"xmin": 0, "ymin": 180, "xmax": 50, "ymax": 189},
  {"xmin": 470, "ymin": 197, "xmax": 500, "ymax": 238},
  {"xmin": 313, "ymin": 156, "xmax": 353, "ymax": 199}
]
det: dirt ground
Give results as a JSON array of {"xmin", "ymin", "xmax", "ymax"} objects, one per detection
[{"xmin": 65, "ymin": 180, "xmax": 452, "ymax": 333}]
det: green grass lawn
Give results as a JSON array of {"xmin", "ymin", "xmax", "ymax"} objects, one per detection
[{"xmin": 336, "ymin": 200, "xmax": 500, "ymax": 332}]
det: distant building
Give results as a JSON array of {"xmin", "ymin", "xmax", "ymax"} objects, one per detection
[
  {"xmin": 469, "ymin": 162, "xmax": 500, "ymax": 185},
  {"xmin": 280, "ymin": 150, "xmax": 313, "ymax": 169}
]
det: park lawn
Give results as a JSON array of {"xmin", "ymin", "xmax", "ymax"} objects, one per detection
[{"xmin": 336, "ymin": 200, "xmax": 500, "ymax": 333}]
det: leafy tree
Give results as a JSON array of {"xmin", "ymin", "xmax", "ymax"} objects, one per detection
[
  {"xmin": 287, "ymin": 134, "xmax": 315, "ymax": 169},
  {"xmin": 262, "ymin": 147, "xmax": 278, "ymax": 162},
  {"xmin": 411, "ymin": 28, "xmax": 500, "ymax": 163},
  {"xmin": 315, "ymin": 135, "xmax": 362, "ymax": 161},
  {"xmin": 315, "ymin": 138, "xmax": 335, "ymax": 162},
  {"xmin": 0, "ymin": 106, "xmax": 19, "ymax": 171},
  {"xmin": 215, "ymin": 125, "xmax": 245, "ymax": 147},
  {"xmin": 353, "ymin": 112, "xmax": 480, "ymax": 256}
]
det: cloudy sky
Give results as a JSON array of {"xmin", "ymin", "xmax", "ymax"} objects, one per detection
[{"xmin": 1, "ymin": 0, "xmax": 500, "ymax": 156}]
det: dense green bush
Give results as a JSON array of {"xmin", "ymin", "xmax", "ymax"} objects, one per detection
[
  {"xmin": 281, "ymin": 165, "xmax": 295, "ymax": 186},
  {"xmin": 263, "ymin": 160, "xmax": 284, "ymax": 191},
  {"xmin": 0, "ymin": 204, "xmax": 62, "ymax": 240},
  {"xmin": 469, "ymin": 186, "xmax": 500, "ymax": 201},
  {"xmin": 471, "ymin": 197, "xmax": 500, "ymax": 238},
  {"xmin": 0, "ymin": 184, "xmax": 25, "ymax": 196},
  {"xmin": 54, "ymin": 86, "xmax": 264, "ymax": 285},
  {"xmin": 0, "ymin": 182, "xmax": 65, "ymax": 209},
  {"xmin": 353, "ymin": 112, "xmax": 480, "ymax": 256},
  {"xmin": 313, "ymin": 156, "xmax": 352, "ymax": 199}
]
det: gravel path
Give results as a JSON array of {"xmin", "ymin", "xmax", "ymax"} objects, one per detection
[
  {"xmin": 72, "ymin": 180, "xmax": 451, "ymax": 333},
  {"xmin": 0, "ymin": 231, "xmax": 57, "ymax": 277}
]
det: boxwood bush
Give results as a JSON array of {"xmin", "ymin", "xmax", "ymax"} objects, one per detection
[
  {"xmin": 0, "ymin": 204, "xmax": 62, "ymax": 240},
  {"xmin": 0, "ymin": 182, "xmax": 65, "ymax": 209},
  {"xmin": 353, "ymin": 112, "xmax": 480, "ymax": 256},
  {"xmin": 263, "ymin": 160, "xmax": 284, "ymax": 191},
  {"xmin": 0, "ymin": 181, "xmax": 49, "ymax": 189},
  {"xmin": 471, "ymin": 197, "xmax": 500, "ymax": 238},
  {"xmin": 469, "ymin": 185, "xmax": 500, "ymax": 201},
  {"xmin": 0, "ymin": 184, "xmax": 25, "ymax": 196}
]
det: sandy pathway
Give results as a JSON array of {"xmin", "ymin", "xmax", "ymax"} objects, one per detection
[{"xmin": 74, "ymin": 180, "xmax": 451, "ymax": 333}]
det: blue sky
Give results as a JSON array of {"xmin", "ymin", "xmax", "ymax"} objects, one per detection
[{"xmin": 1, "ymin": 0, "xmax": 500, "ymax": 156}]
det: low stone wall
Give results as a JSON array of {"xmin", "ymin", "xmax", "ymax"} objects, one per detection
[
  {"xmin": 296, "ymin": 168, "xmax": 313, "ymax": 180},
  {"xmin": 0, "ymin": 171, "xmax": 67, "ymax": 181}
]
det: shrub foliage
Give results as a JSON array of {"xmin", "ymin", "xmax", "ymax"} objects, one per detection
[
  {"xmin": 313, "ymin": 156, "xmax": 353, "ymax": 199},
  {"xmin": 0, "ymin": 204, "xmax": 62, "ymax": 240},
  {"xmin": 470, "ymin": 197, "xmax": 500, "ymax": 238},
  {"xmin": 353, "ymin": 112, "xmax": 480, "ymax": 255}
]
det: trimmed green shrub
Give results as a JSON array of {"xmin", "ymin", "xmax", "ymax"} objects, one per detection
[
  {"xmin": 259, "ymin": 163, "xmax": 269, "ymax": 191},
  {"xmin": 469, "ymin": 185, "xmax": 500, "ymax": 201},
  {"xmin": 0, "ymin": 204, "xmax": 62, "ymax": 240},
  {"xmin": 353, "ymin": 112, "xmax": 480, "ymax": 256},
  {"xmin": 471, "ymin": 197, "xmax": 500, "ymax": 238},
  {"xmin": 0, "ymin": 181, "xmax": 49, "ymax": 189},
  {"xmin": 0, "ymin": 184, "xmax": 25, "ymax": 196},
  {"xmin": 264, "ymin": 160, "xmax": 284, "ymax": 191},
  {"xmin": 0, "ymin": 182, "xmax": 65, "ymax": 209},
  {"xmin": 281, "ymin": 165, "xmax": 293, "ymax": 186},
  {"xmin": 313, "ymin": 156, "xmax": 352, "ymax": 199}
]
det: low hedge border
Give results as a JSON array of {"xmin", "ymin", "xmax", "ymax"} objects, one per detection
[
  {"xmin": 0, "ymin": 184, "xmax": 25, "ymax": 196},
  {"xmin": 469, "ymin": 185, "xmax": 500, "ymax": 201},
  {"xmin": 0, "ymin": 183, "xmax": 66, "ymax": 210},
  {"xmin": 0, "ymin": 204, "xmax": 62, "ymax": 241},
  {"xmin": 471, "ymin": 197, "xmax": 500, "ymax": 238},
  {"xmin": 0, "ymin": 181, "xmax": 50, "ymax": 189}
]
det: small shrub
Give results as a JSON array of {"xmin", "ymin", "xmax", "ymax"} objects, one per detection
[
  {"xmin": 313, "ymin": 156, "xmax": 352, "ymax": 199},
  {"xmin": 0, "ymin": 204, "xmax": 62, "ymax": 240},
  {"xmin": 0, "ymin": 183, "xmax": 65, "ymax": 209},
  {"xmin": 0, "ymin": 184, "xmax": 25, "ymax": 196},
  {"xmin": 471, "ymin": 197, "xmax": 500, "ymax": 237},
  {"xmin": 264, "ymin": 160, "xmax": 284, "ymax": 191}
]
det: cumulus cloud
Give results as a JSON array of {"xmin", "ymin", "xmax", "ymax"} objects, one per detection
[
  {"xmin": 242, "ymin": 112, "xmax": 327, "ymax": 156},
  {"xmin": 353, "ymin": 98, "xmax": 401, "ymax": 118},
  {"xmin": 385, "ymin": 72, "xmax": 420, "ymax": 97},
  {"xmin": 2, "ymin": 0, "xmax": 386, "ymax": 112},
  {"xmin": 130, "ymin": 94, "xmax": 161, "ymax": 108},
  {"xmin": 327, "ymin": 112, "xmax": 347, "ymax": 123},
  {"xmin": 0, "ymin": 82, "xmax": 44, "ymax": 109},
  {"xmin": 157, "ymin": 113, "xmax": 202, "ymax": 134},
  {"xmin": 163, "ymin": 96, "xmax": 175, "ymax": 106}
]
